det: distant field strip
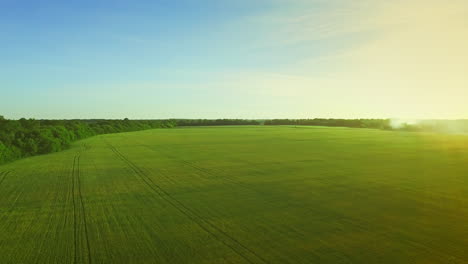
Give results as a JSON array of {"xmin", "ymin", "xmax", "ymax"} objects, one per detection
[{"xmin": 0, "ymin": 126, "xmax": 467, "ymax": 263}]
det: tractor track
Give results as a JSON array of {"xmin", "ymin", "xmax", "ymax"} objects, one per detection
[
  {"xmin": 106, "ymin": 142, "xmax": 269, "ymax": 264},
  {"xmin": 71, "ymin": 156, "xmax": 78, "ymax": 263},
  {"xmin": 76, "ymin": 155, "xmax": 92, "ymax": 264},
  {"xmin": 142, "ymin": 145, "xmax": 272, "ymax": 197},
  {"xmin": 0, "ymin": 171, "xmax": 11, "ymax": 186},
  {"xmin": 71, "ymin": 154, "xmax": 92, "ymax": 264}
]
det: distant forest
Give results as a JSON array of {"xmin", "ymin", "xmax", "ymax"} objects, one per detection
[
  {"xmin": 264, "ymin": 119, "xmax": 392, "ymax": 129},
  {"xmin": 0, "ymin": 117, "xmax": 176, "ymax": 164},
  {"xmin": 175, "ymin": 119, "xmax": 260, "ymax": 126},
  {"xmin": 2, "ymin": 116, "xmax": 468, "ymax": 164},
  {"xmin": 0, "ymin": 117, "xmax": 261, "ymax": 164}
]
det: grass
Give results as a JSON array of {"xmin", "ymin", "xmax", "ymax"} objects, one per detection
[{"xmin": 0, "ymin": 126, "xmax": 467, "ymax": 263}]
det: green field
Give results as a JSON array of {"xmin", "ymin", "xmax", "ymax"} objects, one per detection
[{"xmin": 0, "ymin": 126, "xmax": 467, "ymax": 263}]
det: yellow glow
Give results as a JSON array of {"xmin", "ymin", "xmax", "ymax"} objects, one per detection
[
  {"xmin": 229, "ymin": 0, "xmax": 468, "ymax": 118},
  {"xmin": 340, "ymin": 0, "xmax": 468, "ymax": 118}
]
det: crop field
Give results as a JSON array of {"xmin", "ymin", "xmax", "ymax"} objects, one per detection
[{"xmin": 0, "ymin": 126, "xmax": 467, "ymax": 263}]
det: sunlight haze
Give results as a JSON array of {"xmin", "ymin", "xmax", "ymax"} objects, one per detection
[{"xmin": 1, "ymin": 0, "xmax": 467, "ymax": 119}]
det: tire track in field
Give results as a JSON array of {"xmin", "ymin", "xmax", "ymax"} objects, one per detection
[
  {"xmin": 140, "ymin": 146, "xmax": 279, "ymax": 261},
  {"xmin": 71, "ymin": 154, "xmax": 92, "ymax": 264},
  {"xmin": 71, "ymin": 156, "xmax": 78, "ymax": 263},
  {"xmin": 142, "ymin": 145, "xmax": 272, "ymax": 197},
  {"xmin": 153, "ymin": 160, "xmax": 272, "ymax": 264},
  {"xmin": 181, "ymin": 158, "xmax": 468, "ymax": 264},
  {"xmin": 0, "ymin": 171, "xmax": 11, "ymax": 186},
  {"xmin": 76, "ymin": 155, "xmax": 92, "ymax": 264},
  {"xmin": 106, "ymin": 142, "xmax": 269, "ymax": 264}
]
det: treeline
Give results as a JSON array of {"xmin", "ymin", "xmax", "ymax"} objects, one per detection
[
  {"xmin": 264, "ymin": 119, "xmax": 392, "ymax": 129},
  {"xmin": 0, "ymin": 117, "xmax": 258, "ymax": 164},
  {"xmin": 4, "ymin": 116, "xmax": 466, "ymax": 165},
  {"xmin": 174, "ymin": 119, "xmax": 260, "ymax": 126},
  {"xmin": 0, "ymin": 116, "xmax": 176, "ymax": 164}
]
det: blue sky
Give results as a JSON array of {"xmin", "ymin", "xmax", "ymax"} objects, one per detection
[{"xmin": 2, "ymin": 0, "xmax": 468, "ymax": 119}]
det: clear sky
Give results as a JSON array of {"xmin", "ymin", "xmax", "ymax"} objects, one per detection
[{"xmin": 1, "ymin": 0, "xmax": 467, "ymax": 119}]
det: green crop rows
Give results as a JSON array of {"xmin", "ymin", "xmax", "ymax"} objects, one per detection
[{"xmin": 1, "ymin": 126, "xmax": 467, "ymax": 263}]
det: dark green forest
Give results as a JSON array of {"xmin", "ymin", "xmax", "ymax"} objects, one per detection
[{"xmin": 0, "ymin": 117, "xmax": 176, "ymax": 164}]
